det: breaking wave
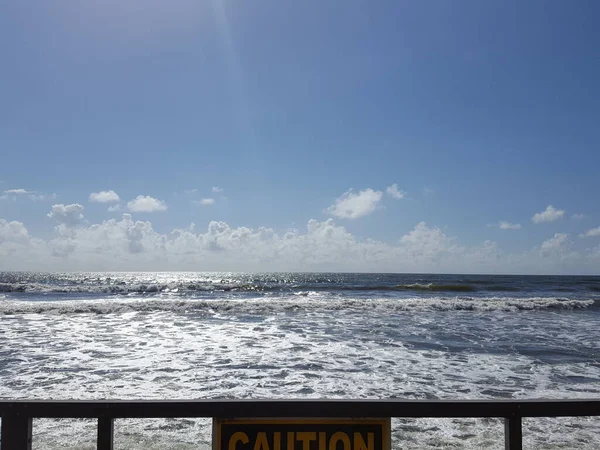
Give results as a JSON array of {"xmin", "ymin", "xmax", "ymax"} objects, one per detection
[
  {"xmin": 1, "ymin": 272, "xmax": 599, "ymax": 297},
  {"xmin": 394, "ymin": 283, "xmax": 476, "ymax": 292},
  {"xmin": 0, "ymin": 281, "xmax": 480, "ymax": 294},
  {"xmin": 0, "ymin": 296, "xmax": 595, "ymax": 315},
  {"xmin": 0, "ymin": 281, "xmax": 548, "ymax": 295}
]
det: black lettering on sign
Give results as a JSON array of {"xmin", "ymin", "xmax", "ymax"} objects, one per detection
[{"xmin": 213, "ymin": 419, "xmax": 390, "ymax": 450}]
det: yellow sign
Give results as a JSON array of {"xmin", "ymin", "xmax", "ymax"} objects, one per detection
[{"xmin": 213, "ymin": 419, "xmax": 391, "ymax": 450}]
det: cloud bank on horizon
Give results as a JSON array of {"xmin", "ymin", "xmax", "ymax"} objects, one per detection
[{"xmin": 1, "ymin": 189, "xmax": 599, "ymax": 274}]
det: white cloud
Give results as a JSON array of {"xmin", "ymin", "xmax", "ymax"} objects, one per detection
[
  {"xmin": 47, "ymin": 204, "xmax": 85, "ymax": 228},
  {"xmin": 0, "ymin": 219, "xmax": 30, "ymax": 243},
  {"xmin": 532, "ymin": 205, "xmax": 565, "ymax": 224},
  {"xmin": 212, "ymin": 187, "xmax": 223, "ymax": 193},
  {"xmin": 0, "ymin": 217, "xmax": 477, "ymax": 272},
  {"xmin": 127, "ymin": 195, "xmax": 167, "ymax": 213},
  {"xmin": 89, "ymin": 190, "xmax": 120, "ymax": 203},
  {"xmin": 108, "ymin": 204, "xmax": 122, "ymax": 212},
  {"xmin": 1, "ymin": 189, "xmax": 55, "ymax": 201},
  {"xmin": 31, "ymin": 193, "xmax": 56, "ymax": 201},
  {"xmin": 2, "ymin": 215, "xmax": 600, "ymax": 273},
  {"xmin": 195, "ymin": 198, "xmax": 215, "ymax": 206},
  {"xmin": 399, "ymin": 222, "xmax": 457, "ymax": 262},
  {"xmin": 499, "ymin": 221, "xmax": 522, "ymax": 230},
  {"xmin": 0, "ymin": 219, "xmax": 43, "ymax": 268},
  {"xmin": 3, "ymin": 189, "xmax": 33, "ymax": 195},
  {"xmin": 386, "ymin": 184, "xmax": 406, "ymax": 200},
  {"xmin": 540, "ymin": 233, "xmax": 569, "ymax": 258},
  {"xmin": 580, "ymin": 227, "xmax": 600, "ymax": 238},
  {"xmin": 326, "ymin": 188, "xmax": 383, "ymax": 219},
  {"xmin": 541, "ymin": 233, "xmax": 568, "ymax": 251},
  {"xmin": 571, "ymin": 213, "xmax": 587, "ymax": 221}
]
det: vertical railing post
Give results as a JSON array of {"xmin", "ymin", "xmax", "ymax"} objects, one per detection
[
  {"xmin": 1, "ymin": 415, "xmax": 33, "ymax": 450},
  {"xmin": 504, "ymin": 416, "xmax": 522, "ymax": 450},
  {"xmin": 97, "ymin": 416, "xmax": 114, "ymax": 450}
]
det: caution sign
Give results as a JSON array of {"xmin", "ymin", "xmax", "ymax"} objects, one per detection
[{"xmin": 213, "ymin": 419, "xmax": 391, "ymax": 450}]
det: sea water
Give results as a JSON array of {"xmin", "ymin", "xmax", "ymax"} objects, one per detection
[{"xmin": 1, "ymin": 272, "xmax": 599, "ymax": 449}]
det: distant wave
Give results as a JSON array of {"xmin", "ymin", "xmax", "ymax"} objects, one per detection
[
  {"xmin": 0, "ymin": 296, "xmax": 595, "ymax": 316},
  {"xmin": 0, "ymin": 281, "xmax": 531, "ymax": 295},
  {"xmin": 1, "ymin": 272, "xmax": 598, "ymax": 297},
  {"xmin": 394, "ymin": 283, "xmax": 476, "ymax": 292}
]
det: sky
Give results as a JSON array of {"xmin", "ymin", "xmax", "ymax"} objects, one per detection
[{"xmin": 1, "ymin": 0, "xmax": 600, "ymax": 274}]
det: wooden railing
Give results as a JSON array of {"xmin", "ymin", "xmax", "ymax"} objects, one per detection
[{"xmin": 1, "ymin": 399, "xmax": 600, "ymax": 450}]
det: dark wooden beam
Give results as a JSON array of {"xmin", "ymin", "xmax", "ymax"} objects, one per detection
[
  {"xmin": 1, "ymin": 415, "xmax": 32, "ymax": 450},
  {"xmin": 97, "ymin": 417, "xmax": 114, "ymax": 450},
  {"xmin": 1, "ymin": 399, "xmax": 599, "ymax": 419},
  {"xmin": 504, "ymin": 416, "xmax": 522, "ymax": 450}
]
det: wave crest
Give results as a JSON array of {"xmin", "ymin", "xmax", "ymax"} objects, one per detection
[{"xmin": 0, "ymin": 296, "xmax": 594, "ymax": 316}]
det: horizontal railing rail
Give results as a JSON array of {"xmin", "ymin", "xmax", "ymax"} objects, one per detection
[{"xmin": 1, "ymin": 399, "xmax": 600, "ymax": 450}]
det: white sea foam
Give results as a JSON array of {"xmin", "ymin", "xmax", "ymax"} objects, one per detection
[
  {"xmin": 1, "ymin": 294, "xmax": 600, "ymax": 449},
  {"xmin": 0, "ymin": 295, "xmax": 594, "ymax": 316}
]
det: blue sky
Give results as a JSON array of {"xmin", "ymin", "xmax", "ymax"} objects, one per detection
[{"xmin": 1, "ymin": 0, "xmax": 599, "ymax": 273}]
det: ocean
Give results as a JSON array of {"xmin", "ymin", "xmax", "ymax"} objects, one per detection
[{"xmin": 1, "ymin": 272, "xmax": 599, "ymax": 449}]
